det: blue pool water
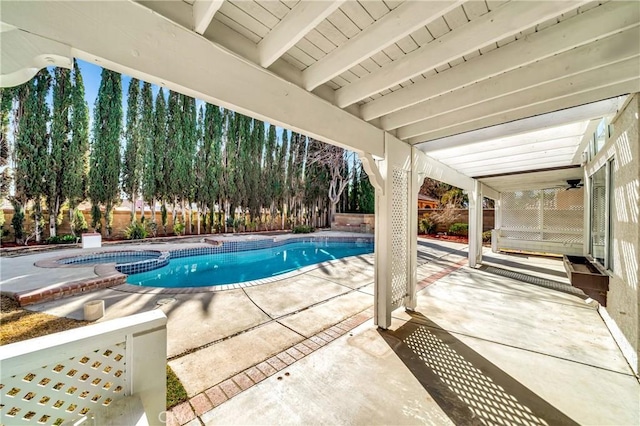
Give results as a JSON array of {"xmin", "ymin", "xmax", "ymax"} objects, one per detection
[{"xmin": 126, "ymin": 241, "xmax": 373, "ymax": 288}]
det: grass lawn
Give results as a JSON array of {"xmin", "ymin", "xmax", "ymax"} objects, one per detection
[{"xmin": 0, "ymin": 296, "xmax": 188, "ymax": 409}]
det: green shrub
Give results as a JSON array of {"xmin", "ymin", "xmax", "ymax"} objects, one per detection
[
  {"xmin": 482, "ymin": 230, "xmax": 492, "ymax": 242},
  {"xmin": 448, "ymin": 223, "xmax": 468, "ymax": 236},
  {"xmin": 147, "ymin": 220, "xmax": 158, "ymax": 237},
  {"xmin": 46, "ymin": 234, "xmax": 77, "ymax": 244},
  {"xmin": 10, "ymin": 200, "xmax": 25, "ymax": 243},
  {"xmin": 173, "ymin": 221, "xmax": 185, "ymax": 236},
  {"xmin": 124, "ymin": 221, "xmax": 148, "ymax": 240},
  {"xmin": 71, "ymin": 209, "xmax": 88, "ymax": 237},
  {"xmin": 419, "ymin": 215, "xmax": 436, "ymax": 234},
  {"xmin": 292, "ymin": 225, "xmax": 315, "ymax": 234}
]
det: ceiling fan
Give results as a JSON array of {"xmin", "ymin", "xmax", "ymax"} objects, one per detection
[{"xmin": 565, "ymin": 179, "xmax": 584, "ymax": 190}]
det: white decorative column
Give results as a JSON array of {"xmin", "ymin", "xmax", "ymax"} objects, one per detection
[
  {"xmin": 468, "ymin": 179, "xmax": 483, "ymax": 267},
  {"xmin": 361, "ymin": 134, "xmax": 413, "ymax": 329}
]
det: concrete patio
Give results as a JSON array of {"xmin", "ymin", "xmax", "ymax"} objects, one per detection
[{"xmin": 1, "ymin": 237, "xmax": 638, "ymax": 425}]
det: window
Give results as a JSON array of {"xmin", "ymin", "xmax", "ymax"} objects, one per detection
[
  {"xmin": 607, "ymin": 158, "xmax": 615, "ymax": 269},
  {"xmin": 590, "ymin": 166, "xmax": 606, "ymax": 265},
  {"xmin": 589, "ymin": 158, "xmax": 615, "ymax": 271}
]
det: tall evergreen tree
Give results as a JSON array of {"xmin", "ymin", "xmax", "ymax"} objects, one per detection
[
  {"xmin": 165, "ymin": 90, "xmax": 182, "ymax": 225},
  {"xmin": 6, "ymin": 82, "xmax": 30, "ymax": 243},
  {"xmin": 179, "ymin": 94, "xmax": 197, "ymax": 232},
  {"xmin": 66, "ymin": 60, "xmax": 90, "ymax": 213},
  {"xmin": 223, "ymin": 110, "xmax": 241, "ymax": 225},
  {"xmin": 263, "ymin": 124, "xmax": 277, "ymax": 219},
  {"xmin": 47, "ymin": 67, "xmax": 72, "ymax": 237},
  {"xmin": 198, "ymin": 103, "xmax": 223, "ymax": 232},
  {"xmin": 153, "ymin": 88, "xmax": 168, "ymax": 227},
  {"xmin": 246, "ymin": 118, "xmax": 264, "ymax": 221},
  {"xmin": 349, "ymin": 156, "xmax": 360, "ymax": 212},
  {"xmin": 0, "ymin": 88, "xmax": 12, "ymax": 199},
  {"xmin": 122, "ymin": 78, "xmax": 141, "ymax": 218},
  {"xmin": 358, "ymin": 163, "xmax": 375, "ymax": 214},
  {"xmin": 89, "ymin": 69, "xmax": 122, "ymax": 236},
  {"xmin": 15, "ymin": 69, "xmax": 51, "ymax": 242},
  {"xmin": 139, "ymin": 81, "xmax": 155, "ymax": 220},
  {"xmin": 273, "ymin": 129, "xmax": 288, "ymax": 228}
]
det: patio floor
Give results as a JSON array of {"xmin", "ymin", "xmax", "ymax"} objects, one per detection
[{"xmin": 1, "ymin": 236, "xmax": 638, "ymax": 425}]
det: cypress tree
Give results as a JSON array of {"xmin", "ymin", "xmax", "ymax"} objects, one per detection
[
  {"xmin": 199, "ymin": 103, "xmax": 222, "ymax": 232},
  {"xmin": 211, "ymin": 105, "xmax": 223, "ymax": 230},
  {"xmin": 274, "ymin": 129, "xmax": 288, "ymax": 229},
  {"xmin": 15, "ymin": 69, "xmax": 51, "ymax": 242},
  {"xmin": 165, "ymin": 90, "xmax": 182, "ymax": 225},
  {"xmin": 179, "ymin": 94, "xmax": 197, "ymax": 232},
  {"xmin": 349, "ymin": 155, "xmax": 360, "ymax": 212},
  {"xmin": 223, "ymin": 111, "xmax": 240, "ymax": 225},
  {"xmin": 194, "ymin": 105, "xmax": 206, "ymax": 233},
  {"xmin": 0, "ymin": 88, "xmax": 12, "ymax": 199},
  {"xmin": 235, "ymin": 114, "xmax": 251, "ymax": 220},
  {"xmin": 7, "ymin": 82, "xmax": 31, "ymax": 243},
  {"xmin": 66, "ymin": 60, "xmax": 90, "ymax": 219},
  {"xmin": 358, "ymin": 163, "xmax": 375, "ymax": 214},
  {"xmin": 246, "ymin": 118, "xmax": 264, "ymax": 222},
  {"xmin": 89, "ymin": 69, "xmax": 122, "ymax": 236},
  {"xmin": 263, "ymin": 124, "xmax": 277, "ymax": 220},
  {"xmin": 122, "ymin": 78, "xmax": 141, "ymax": 219},
  {"xmin": 153, "ymin": 88, "xmax": 168, "ymax": 231},
  {"xmin": 139, "ymin": 82, "xmax": 155, "ymax": 221},
  {"xmin": 47, "ymin": 67, "xmax": 72, "ymax": 238}
]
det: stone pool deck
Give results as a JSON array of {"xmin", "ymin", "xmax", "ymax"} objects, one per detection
[{"xmin": 1, "ymin": 235, "xmax": 638, "ymax": 425}]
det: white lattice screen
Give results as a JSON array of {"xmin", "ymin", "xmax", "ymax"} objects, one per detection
[
  {"xmin": 501, "ymin": 188, "xmax": 583, "ymax": 244},
  {"xmin": 390, "ymin": 168, "xmax": 409, "ymax": 307},
  {"xmin": 1, "ymin": 343, "xmax": 127, "ymax": 425}
]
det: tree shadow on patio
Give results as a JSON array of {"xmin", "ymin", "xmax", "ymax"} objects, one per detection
[{"xmin": 379, "ymin": 311, "xmax": 578, "ymax": 426}]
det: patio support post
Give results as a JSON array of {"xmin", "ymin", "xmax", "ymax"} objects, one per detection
[
  {"xmin": 407, "ymin": 146, "xmax": 427, "ymax": 311},
  {"xmin": 494, "ymin": 193, "xmax": 503, "ymax": 253},
  {"xmin": 361, "ymin": 134, "xmax": 413, "ymax": 329},
  {"xmin": 468, "ymin": 179, "xmax": 483, "ymax": 267}
]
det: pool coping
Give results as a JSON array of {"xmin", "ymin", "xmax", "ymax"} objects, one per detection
[{"xmin": 18, "ymin": 234, "xmax": 374, "ymax": 306}]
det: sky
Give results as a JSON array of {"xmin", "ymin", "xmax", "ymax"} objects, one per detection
[{"xmin": 74, "ymin": 59, "xmax": 283, "ymax": 140}]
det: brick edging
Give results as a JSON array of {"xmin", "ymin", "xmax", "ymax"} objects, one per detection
[
  {"xmin": 166, "ymin": 310, "xmax": 373, "ymax": 426},
  {"xmin": 14, "ymin": 265, "xmax": 127, "ymax": 306}
]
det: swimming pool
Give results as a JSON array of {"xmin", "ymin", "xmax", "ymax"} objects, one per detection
[{"xmin": 126, "ymin": 240, "xmax": 373, "ymax": 288}]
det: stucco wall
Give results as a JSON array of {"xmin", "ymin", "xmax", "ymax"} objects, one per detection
[{"xmin": 587, "ymin": 93, "xmax": 639, "ymax": 374}]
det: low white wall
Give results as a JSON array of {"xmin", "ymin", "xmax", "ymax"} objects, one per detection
[{"xmin": 0, "ymin": 310, "xmax": 167, "ymax": 425}]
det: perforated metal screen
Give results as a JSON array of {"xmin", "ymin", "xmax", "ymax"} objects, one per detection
[{"xmin": 501, "ymin": 188, "xmax": 583, "ymax": 244}]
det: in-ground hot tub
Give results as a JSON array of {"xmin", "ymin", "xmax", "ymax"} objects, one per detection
[{"xmin": 57, "ymin": 250, "xmax": 170, "ymax": 274}]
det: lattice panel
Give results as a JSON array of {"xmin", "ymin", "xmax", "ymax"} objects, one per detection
[
  {"xmin": 501, "ymin": 191, "xmax": 540, "ymax": 228},
  {"xmin": 543, "ymin": 188, "xmax": 583, "ymax": 232},
  {"xmin": 390, "ymin": 168, "xmax": 409, "ymax": 306},
  {"xmin": 1, "ymin": 343, "xmax": 127, "ymax": 425},
  {"xmin": 501, "ymin": 188, "xmax": 584, "ymax": 245}
]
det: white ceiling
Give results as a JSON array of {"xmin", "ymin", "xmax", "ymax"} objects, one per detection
[{"xmin": 137, "ymin": 0, "xmax": 639, "ymax": 146}]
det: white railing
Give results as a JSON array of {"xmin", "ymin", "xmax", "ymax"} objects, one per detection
[{"xmin": 0, "ymin": 310, "xmax": 167, "ymax": 426}]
